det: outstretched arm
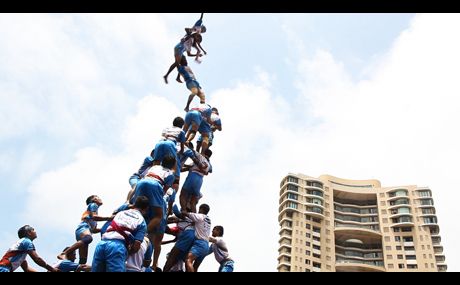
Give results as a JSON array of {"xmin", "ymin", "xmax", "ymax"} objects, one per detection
[{"xmin": 28, "ymin": 250, "xmax": 58, "ymax": 272}]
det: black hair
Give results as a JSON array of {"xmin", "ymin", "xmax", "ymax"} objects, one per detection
[
  {"xmin": 134, "ymin": 196, "xmax": 150, "ymax": 210},
  {"xmin": 18, "ymin": 225, "xmax": 33, "ymax": 239},
  {"xmin": 173, "ymin": 117, "xmax": 185, "ymax": 128},
  {"xmin": 161, "ymin": 155, "xmax": 176, "ymax": 170},
  {"xmin": 204, "ymin": 149, "xmax": 213, "ymax": 158},
  {"xmin": 211, "ymin": 107, "xmax": 219, "ymax": 115},
  {"xmin": 199, "ymin": 204, "xmax": 210, "ymax": 215},
  {"xmin": 194, "ymin": 33, "xmax": 202, "ymax": 43},
  {"xmin": 214, "ymin": 225, "xmax": 224, "ymax": 237},
  {"xmin": 86, "ymin": 195, "xmax": 97, "ymax": 205}
]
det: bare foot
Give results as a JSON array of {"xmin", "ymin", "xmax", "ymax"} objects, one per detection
[
  {"xmin": 163, "ymin": 75, "xmax": 168, "ymax": 84},
  {"xmin": 176, "ymin": 78, "xmax": 183, "ymax": 83}
]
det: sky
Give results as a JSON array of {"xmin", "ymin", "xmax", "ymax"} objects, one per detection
[{"xmin": 1, "ymin": 13, "xmax": 459, "ymax": 272}]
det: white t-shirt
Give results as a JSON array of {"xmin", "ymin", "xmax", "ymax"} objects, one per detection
[
  {"xmin": 125, "ymin": 237, "xmax": 151, "ymax": 272},
  {"xmin": 187, "ymin": 213, "xmax": 211, "ymax": 241},
  {"xmin": 211, "ymin": 237, "xmax": 232, "ymax": 263}
]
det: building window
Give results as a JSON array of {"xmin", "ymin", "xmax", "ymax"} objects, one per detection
[
  {"xmin": 396, "ymin": 246, "xmax": 402, "ymax": 250},
  {"xmin": 425, "ymin": 263, "xmax": 429, "ymax": 268},
  {"xmin": 313, "ymin": 236, "xmax": 321, "ymax": 242},
  {"xmin": 397, "ymin": 255, "xmax": 404, "ymax": 259},
  {"xmin": 313, "ymin": 245, "xmax": 321, "ymax": 250},
  {"xmin": 312, "ymin": 218, "xmax": 321, "ymax": 224},
  {"xmin": 313, "ymin": 253, "xmax": 321, "ymax": 258},
  {"xmin": 380, "ymin": 201, "xmax": 386, "ymax": 206},
  {"xmin": 406, "ymin": 255, "xmax": 416, "ymax": 260},
  {"xmin": 313, "ymin": 262, "xmax": 321, "ymax": 269},
  {"xmin": 395, "ymin": 236, "xmax": 401, "ymax": 242},
  {"xmin": 385, "ymin": 236, "xmax": 391, "ymax": 242},
  {"xmin": 421, "ymin": 245, "xmax": 425, "ymax": 250},
  {"xmin": 325, "ymin": 220, "xmax": 330, "ymax": 226},
  {"xmin": 403, "ymin": 236, "xmax": 413, "ymax": 242},
  {"xmin": 305, "ymin": 269, "xmax": 311, "ymax": 272},
  {"xmin": 326, "ymin": 247, "xmax": 331, "ymax": 252},
  {"xmin": 382, "ymin": 210, "xmax": 387, "ymax": 215},
  {"xmin": 393, "ymin": 228, "xmax": 401, "ymax": 232},
  {"xmin": 399, "ymin": 264, "xmax": 405, "ymax": 269},
  {"xmin": 306, "ymin": 250, "xmax": 311, "ymax": 256},
  {"xmin": 305, "ymin": 259, "xmax": 310, "ymax": 265},
  {"xmin": 326, "ymin": 265, "xmax": 331, "ymax": 270},
  {"xmin": 306, "ymin": 242, "xmax": 311, "ymax": 247},
  {"xmin": 388, "ymin": 264, "xmax": 394, "ymax": 269},
  {"xmin": 326, "ymin": 239, "xmax": 331, "ymax": 244},
  {"xmin": 380, "ymin": 193, "xmax": 385, "ymax": 197},
  {"xmin": 306, "ymin": 233, "xmax": 311, "ymax": 238},
  {"xmin": 313, "ymin": 227, "xmax": 321, "ymax": 233},
  {"xmin": 326, "ymin": 256, "xmax": 331, "ymax": 261},
  {"xmin": 420, "ymin": 235, "xmax": 424, "ymax": 241},
  {"xmin": 306, "ymin": 224, "xmax": 311, "ymax": 229},
  {"xmin": 385, "ymin": 246, "xmax": 391, "ymax": 251},
  {"xmin": 383, "ymin": 218, "xmax": 388, "ymax": 223},
  {"xmin": 407, "ymin": 265, "xmax": 418, "ymax": 269},
  {"xmin": 287, "ymin": 176, "xmax": 299, "ymax": 184},
  {"xmin": 326, "ymin": 229, "xmax": 331, "ymax": 235},
  {"xmin": 387, "ymin": 255, "xmax": 393, "ymax": 260}
]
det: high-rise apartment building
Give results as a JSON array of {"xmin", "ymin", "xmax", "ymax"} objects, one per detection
[{"xmin": 278, "ymin": 173, "xmax": 447, "ymax": 272}]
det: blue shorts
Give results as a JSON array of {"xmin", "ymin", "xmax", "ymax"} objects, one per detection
[
  {"xmin": 0, "ymin": 266, "xmax": 10, "ymax": 272},
  {"xmin": 185, "ymin": 111, "xmax": 203, "ymax": 129},
  {"xmin": 175, "ymin": 229, "xmax": 195, "ymax": 252},
  {"xmin": 132, "ymin": 179, "xmax": 165, "ymax": 224},
  {"xmin": 174, "ymin": 43, "xmax": 185, "ymax": 57},
  {"xmin": 91, "ymin": 239, "xmax": 127, "ymax": 272},
  {"xmin": 189, "ymin": 239, "xmax": 209, "ymax": 260},
  {"xmin": 186, "ymin": 80, "xmax": 201, "ymax": 91},
  {"xmin": 219, "ymin": 260, "xmax": 235, "ymax": 272},
  {"xmin": 75, "ymin": 224, "xmax": 91, "ymax": 241},
  {"xmin": 182, "ymin": 172, "xmax": 204, "ymax": 197},
  {"xmin": 198, "ymin": 121, "xmax": 211, "ymax": 135},
  {"xmin": 153, "ymin": 140, "xmax": 177, "ymax": 162}
]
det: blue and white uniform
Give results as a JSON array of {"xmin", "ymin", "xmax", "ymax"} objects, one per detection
[
  {"xmin": 131, "ymin": 165, "xmax": 175, "ymax": 224},
  {"xmin": 75, "ymin": 203, "xmax": 99, "ymax": 241},
  {"xmin": 178, "ymin": 65, "xmax": 202, "ymax": 91},
  {"xmin": 210, "ymin": 238, "xmax": 234, "ymax": 272},
  {"xmin": 0, "ymin": 238, "xmax": 35, "ymax": 272},
  {"xmin": 129, "ymin": 156, "xmax": 154, "ymax": 188},
  {"xmin": 174, "ymin": 35, "xmax": 194, "ymax": 57},
  {"xmin": 152, "ymin": 139, "xmax": 180, "ymax": 178},
  {"xmin": 154, "ymin": 189, "xmax": 177, "ymax": 234},
  {"xmin": 92, "ymin": 208, "xmax": 147, "ymax": 272},
  {"xmin": 187, "ymin": 213, "xmax": 211, "ymax": 260},
  {"xmin": 185, "ymin": 103, "xmax": 212, "ymax": 134},
  {"xmin": 182, "ymin": 152, "xmax": 212, "ymax": 198}
]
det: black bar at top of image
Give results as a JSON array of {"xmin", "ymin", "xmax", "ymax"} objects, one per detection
[{"xmin": 1, "ymin": 0, "xmax": 459, "ymax": 13}]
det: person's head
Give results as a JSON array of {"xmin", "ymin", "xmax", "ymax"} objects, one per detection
[
  {"xmin": 200, "ymin": 25, "xmax": 207, "ymax": 34},
  {"xmin": 193, "ymin": 33, "xmax": 202, "ymax": 43},
  {"xmin": 133, "ymin": 196, "xmax": 150, "ymax": 215},
  {"xmin": 212, "ymin": 226, "xmax": 224, "ymax": 237},
  {"xmin": 18, "ymin": 225, "xmax": 36, "ymax": 240},
  {"xmin": 161, "ymin": 155, "xmax": 176, "ymax": 170},
  {"xmin": 86, "ymin": 195, "xmax": 102, "ymax": 206},
  {"xmin": 173, "ymin": 117, "xmax": 185, "ymax": 128},
  {"xmin": 198, "ymin": 204, "xmax": 210, "ymax": 215},
  {"xmin": 62, "ymin": 247, "xmax": 76, "ymax": 262},
  {"xmin": 204, "ymin": 149, "xmax": 212, "ymax": 159},
  {"xmin": 211, "ymin": 107, "xmax": 219, "ymax": 115}
]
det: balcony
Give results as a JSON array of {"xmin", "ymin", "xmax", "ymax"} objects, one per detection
[
  {"xmin": 437, "ymin": 265, "xmax": 448, "ymax": 272},
  {"xmin": 335, "ymin": 223, "xmax": 381, "ymax": 237},
  {"xmin": 335, "ymin": 259, "xmax": 385, "ymax": 272}
]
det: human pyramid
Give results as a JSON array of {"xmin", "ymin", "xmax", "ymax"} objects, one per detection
[{"xmin": 0, "ymin": 14, "xmax": 234, "ymax": 273}]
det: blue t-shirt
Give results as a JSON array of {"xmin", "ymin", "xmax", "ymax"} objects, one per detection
[{"xmin": 56, "ymin": 260, "xmax": 80, "ymax": 272}]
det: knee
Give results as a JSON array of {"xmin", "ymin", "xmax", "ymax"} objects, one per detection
[{"xmin": 81, "ymin": 235, "xmax": 93, "ymax": 245}]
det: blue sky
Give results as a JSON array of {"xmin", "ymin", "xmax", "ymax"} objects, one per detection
[{"xmin": 1, "ymin": 13, "xmax": 459, "ymax": 272}]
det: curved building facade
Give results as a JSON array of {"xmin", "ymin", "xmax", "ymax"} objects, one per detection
[{"xmin": 278, "ymin": 173, "xmax": 447, "ymax": 272}]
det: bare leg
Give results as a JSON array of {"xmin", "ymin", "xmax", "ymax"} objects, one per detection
[
  {"xmin": 200, "ymin": 135, "xmax": 209, "ymax": 155},
  {"xmin": 185, "ymin": 252, "xmax": 198, "ymax": 272},
  {"xmin": 78, "ymin": 245, "xmax": 89, "ymax": 264},
  {"xmin": 185, "ymin": 93, "xmax": 195, "ymax": 112},
  {"xmin": 164, "ymin": 62, "xmax": 177, "ymax": 84},
  {"xmin": 151, "ymin": 233, "xmax": 164, "ymax": 272},
  {"xmin": 163, "ymin": 246, "xmax": 182, "ymax": 272}
]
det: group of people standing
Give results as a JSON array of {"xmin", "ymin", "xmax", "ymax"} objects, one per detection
[{"xmin": 0, "ymin": 14, "xmax": 234, "ymax": 273}]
